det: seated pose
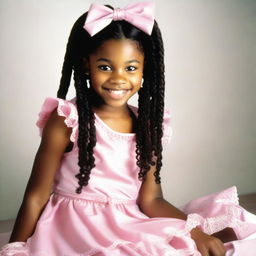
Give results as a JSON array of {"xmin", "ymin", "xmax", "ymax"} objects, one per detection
[{"xmin": 1, "ymin": 2, "xmax": 256, "ymax": 256}]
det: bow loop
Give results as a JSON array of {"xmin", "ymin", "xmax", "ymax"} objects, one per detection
[{"xmin": 83, "ymin": 2, "xmax": 155, "ymax": 36}]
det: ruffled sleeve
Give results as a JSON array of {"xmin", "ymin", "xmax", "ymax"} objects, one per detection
[
  {"xmin": 0, "ymin": 242, "xmax": 28, "ymax": 256},
  {"xmin": 162, "ymin": 109, "xmax": 173, "ymax": 144},
  {"xmin": 36, "ymin": 97, "xmax": 78, "ymax": 142}
]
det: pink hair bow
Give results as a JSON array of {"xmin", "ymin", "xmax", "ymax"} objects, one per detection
[{"xmin": 83, "ymin": 2, "xmax": 155, "ymax": 36}]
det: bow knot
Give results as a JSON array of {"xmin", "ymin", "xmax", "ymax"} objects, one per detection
[
  {"xmin": 113, "ymin": 8, "xmax": 125, "ymax": 21},
  {"xmin": 84, "ymin": 2, "xmax": 155, "ymax": 36}
]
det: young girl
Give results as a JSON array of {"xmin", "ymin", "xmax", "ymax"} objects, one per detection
[{"xmin": 1, "ymin": 2, "xmax": 256, "ymax": 256}]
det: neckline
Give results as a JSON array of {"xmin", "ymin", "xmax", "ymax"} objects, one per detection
[{"xmin": 93, "ymin": 105, "xmax": 137, "ymax": 137}]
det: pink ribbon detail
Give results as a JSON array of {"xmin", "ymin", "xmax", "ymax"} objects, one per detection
[{"xmin": 83, "ymin": 2, "xmax": 155, "ymax": 36}]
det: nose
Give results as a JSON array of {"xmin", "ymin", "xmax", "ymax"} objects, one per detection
[{"xmin": 109, "ymin": 70, "xmax": 127, "ymax": 86}]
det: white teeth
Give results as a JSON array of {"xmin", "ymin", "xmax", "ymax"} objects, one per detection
[{"xmin": 109, "ymin": 90, "xmax": 126, "ymax": 95}]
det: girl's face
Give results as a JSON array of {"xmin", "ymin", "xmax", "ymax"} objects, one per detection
[{"xmin": 86, "ymin": 39, "xmax": 144, "ymax": 110}]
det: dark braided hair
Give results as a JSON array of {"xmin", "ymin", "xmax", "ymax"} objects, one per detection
[{"xmin": 57, "ymin": 8, "xmax": 165, "ymax": 193}]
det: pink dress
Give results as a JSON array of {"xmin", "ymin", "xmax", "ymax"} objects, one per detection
[{"xmin": 1, "ymin": 97, "xmax": 256, "ymax": 256}]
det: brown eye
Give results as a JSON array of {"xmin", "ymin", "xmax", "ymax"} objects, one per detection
[
  {"xmin": 126, "ymin": 66, "xmax": 137, "ymax": 72},
  {"xmin": 98, "ymin": 65, "xmax": 111, "ymax": 71}
]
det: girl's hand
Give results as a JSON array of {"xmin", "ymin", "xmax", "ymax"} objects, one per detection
[{"xmin": 190, "ymin": 227, "xmax": 226, "ymax": 256}]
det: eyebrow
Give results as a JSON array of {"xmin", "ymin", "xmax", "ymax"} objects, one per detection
[{"xmin": 96, "ymin": 58, "xmax": 140, "ymax": 64}]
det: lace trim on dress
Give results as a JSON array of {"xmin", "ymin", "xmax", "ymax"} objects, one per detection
[
  {"xmin": 162, "ymin": 109, "xmax": 173, "ymax": 144},
  {"xmin": 185, "ymin": 213, "xmax": 205, "ymax": 232},
  {"xmin": 86, "ymin": 239, "xmax": 153, "ymax": 256},
  {"xmin": 94, "ymin": 111, "xmax": 136, "ymax": 142},
  {"xmin": 53, "ymin": 189, "xmax": 138, "ymax": 205},
  {"xmin": 184, "ymin": 187, "xmax": 248, "ymax": 238},
  {"xmin": 215, "ymin": 186, "xmax": 239, "ymax": 205},
  {"xmin": 185, "ymin": 207, "xmax": 246, "ymax": 237},
  {"xmin": 36, "ymin": 97, "xmax": 78, "ymax": 143},
  {"xmin": 0, "ymin": 242, "xmax": 28, "ymax": 256},
  {"xmin": 0, "ymin": 231, "xmax": 199, "ymax": 256},
  {"xmin": 94, "ymin": 105, "xmax": 173, "ymax": 143},
  {"xmin": 85, "ymin": 232, "xmax": 197, "ymax": 256}
]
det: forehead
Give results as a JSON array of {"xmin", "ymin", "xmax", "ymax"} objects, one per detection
[{"xmin": 91, "ymin": 39, "xmax": 144, "ymax": 59}]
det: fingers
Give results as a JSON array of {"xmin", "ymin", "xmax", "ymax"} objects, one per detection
[
  {"xmin": 197, "ymin": 245, "xmax": 209, "ymax": 256},
  {"xmin": 198, "ymin": 237, "xmax": 226, "ymax": 256},
  {"xmin": 191, "ymin": 228, "xmax": 227, "ymax": 256},
  {"xmin": 208, "ymin": 237, "xmax": 227, "ymax": 256}
]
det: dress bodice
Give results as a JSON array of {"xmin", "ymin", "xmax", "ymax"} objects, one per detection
[{"xmin": 36, "ymin": 97, "xmax": 172, "ymax": 201}]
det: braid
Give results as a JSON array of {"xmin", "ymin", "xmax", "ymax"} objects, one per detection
[
  {"xmin": 56, "ymin": 13, "xmax": 98, "ymax": 193},
  {"xmin": 153, "ymin": 21, "xmax": 165, "ymax": 183},
  {"xmin": 73, "ymin": 63, "xmax": 96, "ymax": 193},
  {"xmin": 136, "ymin": 80, "xmax": 152, "ymax": 180},
  {"xmin": 136, "ymin": 21, "xmax": 165, "ymax": 184},
  {"xmin": 57, "ymin": 35, "xmax": 73, "ymax": 99}
]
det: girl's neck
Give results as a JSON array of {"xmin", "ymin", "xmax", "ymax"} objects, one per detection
[{"xmin": 92, "ymin": 104, "xmax": 131, "ymax": 119}]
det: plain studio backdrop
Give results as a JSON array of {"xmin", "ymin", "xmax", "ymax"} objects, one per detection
[{"xmin": 0, "ymin": 0, "xmax": 255, "ymax": 221}]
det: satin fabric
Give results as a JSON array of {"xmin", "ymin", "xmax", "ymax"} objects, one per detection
[
  {"xmin": 84, "ymin": 2, "xmax": 155, "ymax": 36},
  {"xmin": 1, "ymin": 97, "xmax": 256, "ymax": 256}
]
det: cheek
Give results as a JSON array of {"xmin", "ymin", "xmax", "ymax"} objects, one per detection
[
  {"xmin": 90, "ymin": 72, "xmax": 107, "ymax": 88},
  {"xmin": 131, "ymin": 75, "xmax": 143, "ymax": 87}
]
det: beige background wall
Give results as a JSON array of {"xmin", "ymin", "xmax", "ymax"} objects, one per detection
[{"xmin": 0, "ymin": 0, "xmax": 255, "ymax": 220}]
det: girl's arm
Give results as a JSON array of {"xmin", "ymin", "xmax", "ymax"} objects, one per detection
[
  {"xmin": 9, "ymin": 109, "xmax": 72, "ymax": 243},
  {"xmin": 137, "ymin": 164, "xmax": 228, "ymax": 256}
]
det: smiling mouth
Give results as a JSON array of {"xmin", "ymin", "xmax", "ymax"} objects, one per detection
[{"xmin": 103, "ymin": 88, "xmax": 131, "ymax": 99}]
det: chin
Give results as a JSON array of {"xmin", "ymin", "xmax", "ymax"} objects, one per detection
[{"xmin": 104, "ymin": 99, "xmax": 130, "ymax": 108}]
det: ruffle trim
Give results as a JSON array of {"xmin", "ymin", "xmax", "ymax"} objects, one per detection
[
  {"xmin": 185, "ymin": 186, "xmax": 246, "ymax": 237},
  {"xmin": 185, "ymin": 207, "xmax": 246, "ymax": 236},
  {"xmin": 0, "ymin": 242, "xmax": 28, "ymax": 256},
  {"xmin": 85, "ymin": 232, "xmax": 197, "ymax": 256},
  {"xmin": 36, "ymin": 97, "xmax": 173, "ymax": 143},
  {"xmin": 86, "ymin": 239, "xmax": 154, "ymax": 256},
  {"xmin": 0, "ymin": 238, "xmax": 197, "ymax": 256},
  {"xmin": 36, "ymin": 97, "xmax": 78, "ymax": 143},
  {"xmin": 162, "ymin": 109, "xmax": 173, "ymax": 144},
  {"xmin": 0, "ymin": 227, "xmax": 197, "ymax": 256}
]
